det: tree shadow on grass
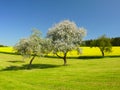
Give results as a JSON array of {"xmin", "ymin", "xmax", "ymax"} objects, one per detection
[
  {"xmin": 0, "ymin": 51, "xmax": 19, "ymax": 55},
  {"xmin": 45, "ymin": 56, "xmax": 104, "ymax": 59},
  {"xmin": 78, "ymin": 56, "xmax": 104, "ymax": 59},
  {"xmin": 45, "ymin": 55, "xmax": 120, "ymax": 60},
  {"xmin": 45, "ymin": 55, "xmax": 104, "ymax": 59},
  {"xmin": 78, "ymin": 55, "xmax": 120, "ymax": 60},
  {"xmin": 107, "ymin": 55, "xmax": 120, "ymax": 58},
  {"xmin": 7, "ymin": 60, "xmax": 25, "ymax": 63},
  {"xmin": 1, "ymin": 64, "xmax": 61, "ymax": 71}
]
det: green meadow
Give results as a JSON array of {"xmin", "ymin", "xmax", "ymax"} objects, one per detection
[{"xmin": 0, "ymin": 51, "xmax": 120, "ymax": 90}]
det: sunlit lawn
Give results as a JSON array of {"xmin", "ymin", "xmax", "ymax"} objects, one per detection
[
  {"xmin": 0, "ymin": 47, "xmax": 120, "ymax": 90},
  {"xmin": 0, "ymin": 53, "xmax": 120, "ymax": 90}
]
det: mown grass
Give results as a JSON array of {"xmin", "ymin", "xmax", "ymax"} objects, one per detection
[{"xmin": 0, "ymin": 53, "xmax": 120, "ymax": 90}]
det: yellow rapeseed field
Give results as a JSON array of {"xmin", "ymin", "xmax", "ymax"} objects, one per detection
[
  {"xmin": 71, "ymin": 47, "xmax": 120, "ymax": 56},
  {"xmin": 0, "ymin": 46, "xmax": 120, "ymax": 56},
  {"xmin": 47, "ymin": 47, "xmax": 120, "ymax": 57},
  {"xmin": 0, "ymin": 47, "xmax": 14, "ymax": 53}
]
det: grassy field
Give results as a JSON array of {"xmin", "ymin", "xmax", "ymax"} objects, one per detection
[
  {"xmin": 0, "ymin": 47, "xmax": 120, "ymax": 90},
  {"xmin": 0, "ymin": 53, "xmax": 120, "ymax": 90}
]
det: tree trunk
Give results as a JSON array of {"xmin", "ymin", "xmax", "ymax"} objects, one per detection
[
  {"xmin": 28, "ymin": 55, "xmax": 36, "ymax": 69},
  {"xmin": 101, "ymin": 51, "xmax": 104, "ymax": 57},
  {"xmin": 63, "ymin": 53, "xmax": 67, "ymax": 66},
  {"xmin": 100, "ymin": 48, "xmax": 105, "ymax": 57},
  {"xmin": 56, "ymin": 52, "xmax": 68, "ymax": 65}
]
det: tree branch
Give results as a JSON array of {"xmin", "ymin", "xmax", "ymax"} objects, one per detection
[{"xmin": 56, "ymin": 53, "xmax": 63, "ymax": 58}]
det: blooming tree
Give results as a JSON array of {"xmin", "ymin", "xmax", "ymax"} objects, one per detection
[
  {"xmin": 14, "ymin": 30, "xmax": 43, "ymax": 68},
  {"xmin": 47, "ymin": 20, "xmax": 86, "ymax": 65}
]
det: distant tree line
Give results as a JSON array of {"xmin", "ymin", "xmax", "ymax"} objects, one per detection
[
  {"xmin": 0, "ymin": 45, "xmax": 4, "ymax": 47},
  {"xmin": 83, "ymin": 37, "xmax": 120, "ymax": 46},
  {"xmin": 111, "ymin": 37, "xmax": 120, "ymax": 46},
  {"xmin": 0, "ymin": 45, "xmax": 7, "ymax": 47}
]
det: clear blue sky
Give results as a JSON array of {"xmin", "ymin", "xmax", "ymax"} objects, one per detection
[{"xmin": 0, "ymin": 0, "xmax": 120, "ymax": 46}]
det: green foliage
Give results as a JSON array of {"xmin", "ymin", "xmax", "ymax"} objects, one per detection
[
  {"xmin": 111, "ymin": 37, "xmax": 120, "ymax": 46},
  {"xmin": 90, "ymin": 35, "xmax": 112, "ymax": 56},
  {"xmin": 84, "ymin": 37, "xmax": 120, "ymax": 46},
  {"xmin": 0, "ymin": 45, "xmax": 7, "ymax": 47},
  {"xmin": 0, "ymin": 45, "xmax": 5, "ymax": 47}
]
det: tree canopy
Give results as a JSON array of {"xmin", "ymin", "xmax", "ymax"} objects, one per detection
[
  {"xmin": 14, "ymin": 30, "xmax": 44, "ymax": 68},
  {"xmin": 83, "ymin": 37, "xmax": 120, "ymax": 46},
  {"xmin": 90, "ymin": 35, "xmax": 112, "ymax": 57},
  {"xmin": 47, "ymin": 20, "xmax": 86, "ymax": 65}
]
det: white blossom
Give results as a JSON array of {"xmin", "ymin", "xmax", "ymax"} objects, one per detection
[{"xmin": 47, "ymin": 20, "xmax": 86, "ymax": 55}]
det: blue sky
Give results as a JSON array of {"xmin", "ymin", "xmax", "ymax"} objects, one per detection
[{"xmin": 0, "ymin": 0, "xmax": 120, "ymax": 46}]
